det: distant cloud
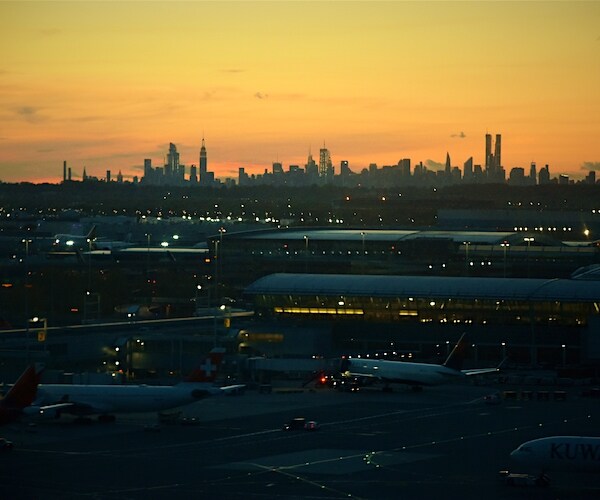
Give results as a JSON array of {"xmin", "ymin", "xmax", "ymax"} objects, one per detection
[
  {"xmin": 14, "ymin": 106, "xmax": 43, "ymax": 123},
  {"xmin": 254, "ymin": 92, "xmax": 269, "ymax": 100},
  {"xmin": 425, "ymin": 159, "xmax": 444, "ymax": 170},
  {"xmin": 451, "ymin": 131, "xmax": 466, "ymax": 138},
  {"xmin": 39, "ymin": 28, "xmax": 61, "ymax": 37},
  {"xmin": 221, "ymin": 68, "xmax": 245, "ymax": 74},
  {"xmin": 581, "ymin": 161, "xmax": 600, "ymax": 171}
]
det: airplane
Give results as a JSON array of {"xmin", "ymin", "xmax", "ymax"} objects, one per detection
[
  {"xmin": 0, "ymin": 364, "xmax": 44, "ymax": 425},
  {"xmin": 340, "ymin": 333, "xmax": 501, "ymax": 390},
  {"xmin": 32, "ymin": 348, "xmax": 244, "ymax": 421},
  {"xmin": 52, "ymin": 224, "xmax": 97, "ymax": 252},
  {"xmin": 511, "ymin": 436, "xmax": 600, "ymax": 474}
]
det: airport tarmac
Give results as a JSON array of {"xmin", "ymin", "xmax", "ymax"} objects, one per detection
[{"xmin": 1, "ymin": 381, "xmax": 599, "ymax": 500}]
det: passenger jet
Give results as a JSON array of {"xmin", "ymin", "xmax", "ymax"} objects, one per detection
[
  {"xmin": 511, "ymin": 436, "xmax": 600, "ymax": 474},
  {"xmin": 340, "ymin": 333, "xmax": 500, "ymax": 389},
  {"xmin": 33, "ymin": 348, "xmax": 243, "ymax": 420}
]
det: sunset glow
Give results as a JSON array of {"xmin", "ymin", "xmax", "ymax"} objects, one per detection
[{"xmin": 1, "ymin": 1, "xmax": 599, "ymax": 183}]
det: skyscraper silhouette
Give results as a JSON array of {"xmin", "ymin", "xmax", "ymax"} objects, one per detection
[{"xmin": 199, "ymin": 137, "xmax": 207, "ymax": 180}]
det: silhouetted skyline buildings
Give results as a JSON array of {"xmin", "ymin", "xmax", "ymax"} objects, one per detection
[{"xmin": 61, "ymin": 132, "xmax": 598, "ymax": 188}]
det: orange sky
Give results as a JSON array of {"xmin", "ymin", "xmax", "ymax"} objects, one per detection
[{"xmin": 1, "ymin": 1, "xmax": 599, "ymax": 184}]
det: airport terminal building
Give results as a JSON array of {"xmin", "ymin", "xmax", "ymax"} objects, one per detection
[{"xmin": 243, "ymin": 272, "xmax": 600, "ymax": 370}]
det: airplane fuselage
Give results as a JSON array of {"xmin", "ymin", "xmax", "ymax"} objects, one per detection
[
  {"xmin": 511, "ymin": 436, "xmax": 600, "ymax": 473},
  {"xmin": 345, "ymin": 359, "xmax": 464, "ymax": 386},
  {"xmin": 35, "ymin": 383, "xmax": 208, "ymax": 415}
]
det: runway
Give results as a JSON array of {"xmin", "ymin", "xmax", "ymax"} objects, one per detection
[{"xmin": 1, "ymin": 381, "xmax": 599, "ymax": 499}]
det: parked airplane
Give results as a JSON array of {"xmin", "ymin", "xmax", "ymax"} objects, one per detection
[
  {"xmin": 340, "ymin": 333, "xmax": 500, "ymax": 389},
  {"xmin": 511, "ymin": 436, "xmax": 600, "ymax": 474},
  {"xmin": 52, "ymin": 224, "xmax": 97, "ymax": 252},
  {"xmin": 0, "ymin": 364, "xmax": 43, "ymax": 425},
  {"xmin": 33, "ymin": 348, "xmax": 243, "ymax": 421}
]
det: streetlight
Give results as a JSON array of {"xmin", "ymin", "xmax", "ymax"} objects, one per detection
[
  {"xmin": 501, "ymin": 341, "xmax": 507, "ymax": 360},
  {"xmin": 463, "ymin": 241, "xmax": 470, "ymax": 276},
  {"xmin": 303, "ymin": 235, "xmax": 309, "ymax": 272},
  {"xmin": 360, "ymin": 231, "xmax": 366, "ymax": 256},
  {"xmin": 214, "ymin": 239, "xmax": 220, "ymax": 303},
  {"xmin": 500, "ymin": 241, "xmax": 510, "ymax": 278},
  {"xmin": 524, "ymin": 237, "xmax": 534, "ymax": 278},
  {"xmin": 22, "ymin": 238, "xmax": 32, "ymax": 361},
  {"xmin": 218, "ymin": 227, "xmax": 226, "ymax": 285},
  {"xmin": 561, "ymin": 344, "xmax": 566, "ymax": 367},
  {"xmin": 194, "ymin": 285, "xmax": 202, "ymax": 314},
  {"xmin": 214, "ymin": 304, "xmax": 226, "ymax": 347}
]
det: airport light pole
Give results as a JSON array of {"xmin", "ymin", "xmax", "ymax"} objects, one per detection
[
  {"xmin": 501, "ymin": 241, "xmax": 510, "ymax": 278},
  {"xmin": 304, "ymin": 235, "xmax": 309, "ymax": 273},
  {"xmin": 214, "ymin": 240, "xmax": 220, "ymax": 303},
  {"xmin": 524, "ymin": 237, "xmax": 534, "ymax": 278},
  {"xmin": 360, "ymin": 231, "xmax": 366, "ymax": 256},
  {"xmin": 22, "ymin": 238, "xmax": 32, "ymax": 363}
]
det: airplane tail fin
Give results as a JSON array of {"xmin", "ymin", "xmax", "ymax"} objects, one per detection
[
  {"xmin": 0, "ymin": 364, "xmax": 43, "ymax": 424},
  {"xmin": 184, "ymin": 348, "xmax": 226, "ymax": 383},
  {"xmin": 442, "ymin": 333, "xmax": 470, "ymax": 371},
  {"xmin": 86, "ymin": 224, "xmax": 97, "ymax": 241}
]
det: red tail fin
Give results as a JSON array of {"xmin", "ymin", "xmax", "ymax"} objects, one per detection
[
  {"xmin": 185, "ymin": 348, "xmax": 226, "ymax": 383},
  {"xmin": 0, "ymin": 364, "xmax": 43, "ymax": 424}
]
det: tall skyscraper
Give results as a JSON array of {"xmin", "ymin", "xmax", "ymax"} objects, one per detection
[
  {"xmin": 463, "ymin": 157, "xmax": 473, "ymax": 179},
  {"xmin": 166, "ymin": 143, "xmax": 179, "ymax": 177},
  {"xmin": 398, "ymin": 158, "xmax": 411, "ymax": 177},
  {"xmin": 199, "ymin": 137, "xmax": 207, "ymax": 177},
  {"xmin": 484, "ymin": 133, "xmax": 502, "ymax": 180},
  {"xmin": 529, "ymin": 162, "xmax": 537, "ymax": 184},
  {"xmin": 445, "ymin": 152, "xmax": 451, "ymax": 176},
  {"xmin": 494, "ymin": 134, "xmax": 502, "ymax": 171},
  {"xmin": 319, "ymin": 143, "xmax": 332, "ymax": 178},
  {"xmin": 305, "ymin": 149, "xmax": 318, "ymax": 177},
  {"xmin": 63, "ymin": 161, "xmax": 67, "ymax": 182},
  {"xmin": 485, "ymin": 133, "xmax": 492, "ymax": 172}
]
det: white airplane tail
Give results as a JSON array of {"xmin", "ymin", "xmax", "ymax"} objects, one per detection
[{"xmin": 442, "ymin": 333, "xmax": 470, "ymax": 371}]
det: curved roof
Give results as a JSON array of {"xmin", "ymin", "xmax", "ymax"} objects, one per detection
[
  {"xmin": 221, "ymin": 228, "xmax": 564, "ymax": 246},
  {"xmin": 245, "ymin": 273, "xmax": 600, "ymax": 303}
]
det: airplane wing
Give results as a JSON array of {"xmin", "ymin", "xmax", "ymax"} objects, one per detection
[
  {"xmin": 461, "ymin": 367, "xmax": 500, "ymax": 376},
  {"xmin": 185, "ymin": 383, "xmax": 245, "ymax": 399},
  {"xmin": 461, "ymin": 357, "xmax": 506, "ymax": 376},
  {"xmin": 219, "ymin": 384, "xmax": 245, "ymax": 395}
]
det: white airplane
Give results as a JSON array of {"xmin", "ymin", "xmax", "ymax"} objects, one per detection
[
  {"xmin": 511, "ymin": 436, "xmax": 600, "ymax": 474},
  {"xmin": 52, "ymin": 224, "xmax": 97, "ymax": 252},
  {"xmin": 340, "ymin": 333, "xmax": 500, "ymax": 389},
  {"xmin": 33, "ymin": 348, "xmax": 243, "ymax": 420}
]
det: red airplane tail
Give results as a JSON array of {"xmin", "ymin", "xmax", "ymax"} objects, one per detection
[
  {"xmin": 0, "ymin": 364, "xmax": 43, "ymax": 425},
  {"xmin": 184, "ymin": 348, "xmax": 226, "ymax": 383}
]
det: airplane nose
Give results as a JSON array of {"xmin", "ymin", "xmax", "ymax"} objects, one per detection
[{"xmin": 509, "ymin": 449, "xmax": 522, "ymax": 463}]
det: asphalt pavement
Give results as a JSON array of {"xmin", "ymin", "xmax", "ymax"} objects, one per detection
[{"xmin": 1, "ymin": 381, "xmax": 599, "ymax": 500}]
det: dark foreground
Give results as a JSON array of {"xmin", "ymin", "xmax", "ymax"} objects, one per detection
[{"xmin": 1, "ymin": 382, "xmax": 599, "ymax": 500}]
